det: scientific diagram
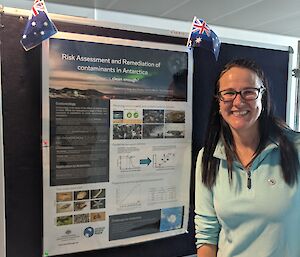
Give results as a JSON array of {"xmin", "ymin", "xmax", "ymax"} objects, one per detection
[
  {"xmin": 116, "ymin": 183, "xmax": 142, "ymax": 210},
  {"xmin": 116, "ymin": 151, "xmax": 176, "ymax": 172}
]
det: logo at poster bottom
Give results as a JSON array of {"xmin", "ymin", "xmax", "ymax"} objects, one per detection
[{"xmin": 84, "ymin": 227, "xmax": 94, "ymax": 238}]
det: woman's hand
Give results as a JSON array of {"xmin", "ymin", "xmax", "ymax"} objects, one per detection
[{"xmin": 197, "ymin": 244, "xmax": 217, "ymax": 257}]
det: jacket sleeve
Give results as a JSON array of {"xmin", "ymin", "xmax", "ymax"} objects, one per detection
[{"xmin": 194, "ymin": 149, "xmax": 220, "ymax": 248}]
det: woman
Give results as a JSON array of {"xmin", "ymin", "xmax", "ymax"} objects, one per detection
[{"xmin": 195, "ymin": 59, "xmax": 300, "ymax": 257}]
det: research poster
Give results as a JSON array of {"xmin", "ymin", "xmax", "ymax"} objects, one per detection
[{"xmin": 42, "ymin": 32, "xmax": 193, "ymax": 256}]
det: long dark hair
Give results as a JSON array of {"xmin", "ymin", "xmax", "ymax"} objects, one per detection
[{"xmin": 201, "ymin": 59, "xmax": 299, "ymax": 188}]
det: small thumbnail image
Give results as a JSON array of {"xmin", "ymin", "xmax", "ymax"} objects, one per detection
[
  {"xmin": 159, "ymin": 206, "xmax": 183, "ymax": 232},
  {"xmin": 91, "ymin": 199, "xmax": 106, "ymax": 209},
  {"xmin": 74, "ymin": 201, "xmax": 89, "ymax": 211},
  {"xmin": 143, "ymin": 124, "xmax": 164, "ymax": 139},
  {"xmin": 91, "ymin": 189, "xmax": 105, "ymax": 199},
  {"xmin": 143, "ymin": 109, "xmax": 165, "ymax": 123},
  {"xmin": 113, "ymin": 124, "xmax": 142, "ymax": 139},
  {"xmin": 164, "ymin": 123, "xmax": 185, "ymax": 138},
  {"xmin": 124, "ymin": 110, "xmax": 140, "ymax": 119},
  {"xmin": 165, "ymin": 110, "xmax": 185, "ymax": 123},
  {"xmin": 56, "ymin": 202, "xmax": 73, "ymax": 213},
  {"xmin": 90, "ymin": 212, "xmax": 106, "ymax": 222},
  {"xmin": 56, "ymin": 192, "xmax": 73, "ymax": 202},
  {"xmin": 113, "ymin": 111, "xmax": 124, "ymax": 120},
  {"xmin": 56, "ymin": 215, "xmax": 73, "ymax": 226},
  {"xmin": 74, "ymin": 190, "xmax": 89, "ymax": 201},
  {"xmin": 74, "ymin": 213, "xmax": 90, "ymax": 224}
]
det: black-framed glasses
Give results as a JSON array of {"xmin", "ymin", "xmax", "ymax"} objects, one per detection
[{"xmin": 217, "ymin": 87, "xmax": 265, "ymax": 102}]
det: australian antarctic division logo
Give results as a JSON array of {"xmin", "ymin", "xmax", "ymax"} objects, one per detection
[{"xmin": 84, "ymin": 227, "xmax": 94, "ymax": 238}]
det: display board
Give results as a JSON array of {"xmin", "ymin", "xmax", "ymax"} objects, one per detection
[{"xmin": 0, "ymin": 11, "xmax": 290, "ymax": 257}]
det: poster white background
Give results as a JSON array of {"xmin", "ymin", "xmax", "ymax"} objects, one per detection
[{"xmin": 42, "ymin": 32, "xmax": 193, "ymax": 256}]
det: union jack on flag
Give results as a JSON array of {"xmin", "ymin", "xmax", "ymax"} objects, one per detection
[
  {"xmin": 192, "ymin": 18, "xmax": 211, "ymax": 37},
  {"xmin": 20, "ymin": 0, "xmax": 58, "ymax": 51},
  {"xmin": 187, "ymin": 16, "xmax": 221, "ymax": 61}
]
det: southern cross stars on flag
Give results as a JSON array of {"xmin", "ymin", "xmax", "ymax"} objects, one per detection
[
  {"xmin": 20, "ymin": 0, "xmax": 58, "ymax": 51},
  {"xmin": 187, "ymin": 16, "xmax": 221, "ymax": 60}
]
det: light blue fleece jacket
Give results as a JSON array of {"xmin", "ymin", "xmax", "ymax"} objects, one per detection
[{"xmin": 195, "ymin": 131, "xmax": 300, "ymax": 257}]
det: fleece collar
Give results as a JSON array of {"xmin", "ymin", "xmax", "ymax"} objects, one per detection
[{"xmin": 213, "ymin": 137, "xmax": 280, "ymax": 170}]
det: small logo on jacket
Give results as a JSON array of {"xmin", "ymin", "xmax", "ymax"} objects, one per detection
[{"xmin": 267, "ymin": 178, "xmax": 276, "ymax": 185}]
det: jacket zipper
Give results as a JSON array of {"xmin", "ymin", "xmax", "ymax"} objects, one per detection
[{"xmin": 246, "ymin": 169, "xmax": 251, "ymax": 189}]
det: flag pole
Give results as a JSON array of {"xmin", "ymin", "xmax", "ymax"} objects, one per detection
[{"xmin": 186, "ymin": 16, "xmax": 197, "ymax": 47}]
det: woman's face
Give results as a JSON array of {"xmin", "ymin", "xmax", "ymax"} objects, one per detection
[{"xmin": 218, "ymin": 67, "xmax": 264, "ymax": 135}]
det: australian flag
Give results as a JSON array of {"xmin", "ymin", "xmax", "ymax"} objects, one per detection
[
  {"xmin": 187, "ymin": 17, "xmax": 221, "ymax": 60},
  {"xmin": 20, "ymin": 0, "xmax": 58, "ymax": 51}
]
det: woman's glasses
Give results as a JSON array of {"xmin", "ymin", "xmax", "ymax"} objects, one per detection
[{"xmin": 217, "ymin": 87, "xmax": 265, "ymax": 102}]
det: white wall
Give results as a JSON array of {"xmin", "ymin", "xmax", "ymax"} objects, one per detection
[{"xmin": 2, "ymin": 1, "xmax": 299, "ymax": 51}]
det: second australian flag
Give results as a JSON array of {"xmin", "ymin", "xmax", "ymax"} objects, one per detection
[{"xmin": 187, "ymin": 17, "xmax": 221, "ymax": 60}]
